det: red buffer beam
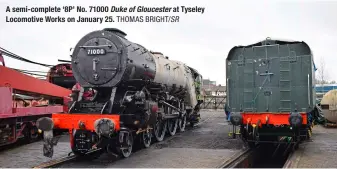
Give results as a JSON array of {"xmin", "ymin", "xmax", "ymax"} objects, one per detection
[{"xmin": 0, "ymin": 66, "xmax": 71, "ymax": 97}]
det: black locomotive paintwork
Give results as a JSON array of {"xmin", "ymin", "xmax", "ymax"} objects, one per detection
[
  {"xmin": 69, "ymin": 28, "xmax": 171, "ymax": 133},
  {"xmin": 49, "ymin": 76, "xmax": 76, "ymax": 89},
  {"xmin": 71, "ymin": 28, "xmax": 156, "ymax": 88},
  {"xmin": 37, "ymin": 28, "xmax": 202, "ymax": 158}
]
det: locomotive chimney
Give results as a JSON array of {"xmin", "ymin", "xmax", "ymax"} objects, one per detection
[{"xmin": 165, "ymin": 56, "xmax": 169, "ymax": 59}]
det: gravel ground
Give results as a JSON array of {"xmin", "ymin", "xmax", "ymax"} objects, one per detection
[{"xmin": 0, "ymin": 110, "xmax": 245, "ymax": 168}]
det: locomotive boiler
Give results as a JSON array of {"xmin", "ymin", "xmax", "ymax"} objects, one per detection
[
  {"xmin": 226, "ymin": 38, "xmax": 317, "ymax": 148},
  {"xmin": 36, "ymin": 28, "xmax": 203, "ymax": 158}
]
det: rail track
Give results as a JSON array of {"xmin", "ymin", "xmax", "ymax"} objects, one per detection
[
  {"xmin": 217, "ymin": 143, "xmax": 295, "ymax": 168},
  {"xmin": 282, "ymin": 149, "xmax": 297, "ymax": 168},
  {"xmin": 217, "ymin": 147, "xmax": 257, "ymax": 168},
  {"xmin": 31, "ymin": 133, "xmax": 186, "ymax": 168},
  {"xmin": 32, "ymin": 154, "xmax": 78, "ymax": 169}
]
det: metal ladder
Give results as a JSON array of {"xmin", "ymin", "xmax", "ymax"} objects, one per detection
[{"xmin": 279, "ymin": 46, "xmax": 294, "ymax": 112}]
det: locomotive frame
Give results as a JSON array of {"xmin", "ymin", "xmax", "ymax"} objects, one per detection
[
  {"xmin": 37, "ymin": 28, "xmax": 203, "ymax": 158},
  {"xmin": 226, "ymin": 38, "xmax": 316, "ymax": 148}
]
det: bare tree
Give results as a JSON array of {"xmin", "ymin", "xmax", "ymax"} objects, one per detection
[{"xmin": 316, "ymin": 57, "xmax": 328, "ymax": 85}]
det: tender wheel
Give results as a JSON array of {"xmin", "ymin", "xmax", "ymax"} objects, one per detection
[
  {"xmin": 178, "ymin": 115, "xmax": 187, "ymax": 132},
  {"xmin": 153, "ymin": 119, "xmax": 167, "ymax": 142},
  {"xmin": 142, "ymin": 129, "xmax": 152, "ymax": 148},
  {"xmin": 117, "ymin": 132, "xmax": 133, "ymax": 158},
  {"xmin": 167, "ymin": 119, "xmax": 178, "ymax": 136}
]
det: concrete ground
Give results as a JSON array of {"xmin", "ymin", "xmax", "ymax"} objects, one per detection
[
  {"xmin": 0, "ymin": 110, "xmax": 245, "ymax": 168},
  {"xmin": 0, "ymin": 134, "xmax": 71, "ymax": 168},
  {"xmin": 286, "ymin": 125, "xmax": 337, "ymax": 168}
]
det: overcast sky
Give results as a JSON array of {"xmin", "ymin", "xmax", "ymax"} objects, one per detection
[{"xmin": 1, "ymin": 0, "xmax": 337, "ymax": 85}]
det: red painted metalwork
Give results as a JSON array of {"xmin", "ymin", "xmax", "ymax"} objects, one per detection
[
  {"xmin": 46, "ymin": 63, "xmax": 73, "ymax": 82},
  {"xmin": 0, "ymin": 61, "xmax": 72, "ymax": 146},
  {"xmin": 51, "ymin": 113, "xmax": 120, "ymax": 132},
  {"xmin": 0, "ymin": 66, "xmax": 71, "ymax": 97},
  {"xmin": 0, "ymin": 87, "xmax": 12, "ymax": 115},
  {"xmin": 0, "ymin": 87, "xmax": 64, "ymax": 118},
  {"xmin": 0, "ymin": 52, "xmax": 5, "ymax": 66},
  {"xmin": 241, "ymin": 112, "xmax": 308, "ymax": 127},
  {"xmin": 63, "ymin": 96, "xmax": 71, "ymax": 112}
]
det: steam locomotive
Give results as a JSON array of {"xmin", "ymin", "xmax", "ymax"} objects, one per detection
[
  {"xmin": 227, "ymin": 38, "xmax": 317, "ymax": 148},
  {"xmin": 37, "ymin": 28, "xmax": 203, "ymax": 158}
]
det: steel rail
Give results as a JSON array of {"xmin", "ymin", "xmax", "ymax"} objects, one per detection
[
  {"xmin": 217, "ymin": 148, "xmax": 253, "ymax": 168},
  {"xmin": 32, "ymin": 154, "xmax": 77, "ymax": 169}
]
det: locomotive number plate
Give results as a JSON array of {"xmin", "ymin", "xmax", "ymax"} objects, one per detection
[{"xmin": 87, "ymin": 48, "xmax": 106, "ymax": 55}]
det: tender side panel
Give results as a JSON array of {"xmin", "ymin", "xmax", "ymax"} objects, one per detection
[{"xmin": 226, "ymin": 41, "xmax": 313, "ymax": 113}]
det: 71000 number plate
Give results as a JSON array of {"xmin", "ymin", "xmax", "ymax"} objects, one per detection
[{"xmin": 87, "ymin": 48, "xmax": 106, "ymax": 55}]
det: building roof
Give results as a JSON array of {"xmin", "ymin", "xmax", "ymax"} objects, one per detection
[{"xmin": 202, "ymin": 79, "xmax": 216, "ymax": 86}]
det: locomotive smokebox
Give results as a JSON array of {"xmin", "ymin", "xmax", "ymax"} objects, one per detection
[
  {"xmin": 71, "ymin": 28, "xmax": 129, "ymax": 88},
  {"xmin": 71, "ymin": 28, "xmax": 156, "ymax": 88}
]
